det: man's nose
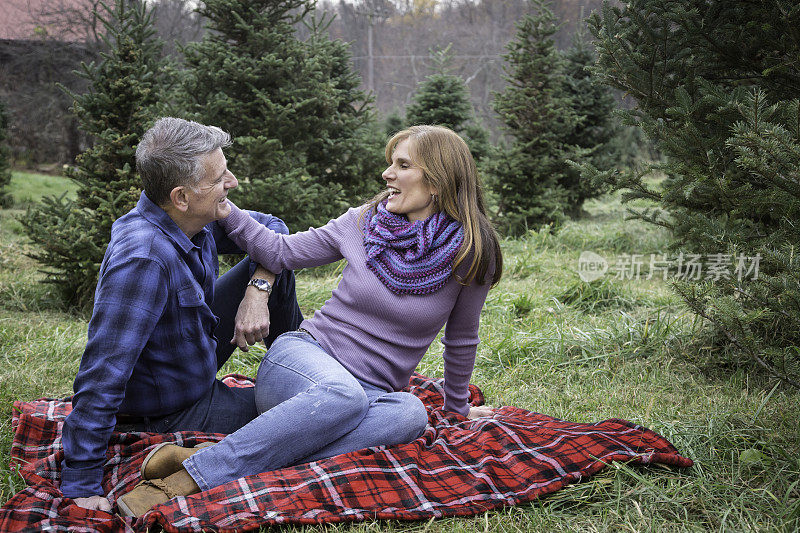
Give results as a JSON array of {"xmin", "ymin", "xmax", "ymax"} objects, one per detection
[{"xmin": 226, "ymin": 173, "xmax": 238, "ymax": 188}]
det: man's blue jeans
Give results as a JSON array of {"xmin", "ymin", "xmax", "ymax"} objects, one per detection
[
  {"xmin": 114, "ymin": 258, "xmax": 303, "ymax": 435},
  {"xmin": 183, "ymin": 330, "xmax": 429, "ymax": 490}
]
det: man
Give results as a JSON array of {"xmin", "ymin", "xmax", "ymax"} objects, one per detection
[{"xmin": 60, "ymin": 117, "xmax": 303, "ymax": 511}]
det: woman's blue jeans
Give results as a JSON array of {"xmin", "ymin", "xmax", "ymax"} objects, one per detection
[{"xmin": 183, "ymin": 331, "xmax": 429, "ymax": 490}]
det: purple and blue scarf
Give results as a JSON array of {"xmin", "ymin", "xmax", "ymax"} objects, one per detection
[{"xmin": 363, "ymin": 200, "xmax": 464, "ymax": 295}]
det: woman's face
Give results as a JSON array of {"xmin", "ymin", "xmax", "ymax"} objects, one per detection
[{"xmin": 382, "ymin": 139, "xmax": 436, "ymax": 222}]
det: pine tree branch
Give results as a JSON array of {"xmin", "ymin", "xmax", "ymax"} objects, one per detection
[
  {"xmin": 687, "ymin": 296, "xmax": 800, "ymax": 389},
  {"xmin": 731, "ymin": 285, "xmax": 793, "ymax": 321}
]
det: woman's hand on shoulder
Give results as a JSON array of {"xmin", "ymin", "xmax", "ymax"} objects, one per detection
[{"xmin": 467, "ymin": 405, "xmax": 495, "ymax": 419}]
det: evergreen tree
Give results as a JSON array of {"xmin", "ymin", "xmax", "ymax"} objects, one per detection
[
  {"xmin": 489, "ymin": 0, "xmax": 578, "ymax": 235},
  {"xmin": 406, "ymin": 74, "xmax": 472, "ymax": 131},
  {"xmin": 20, "ymin": 0, "xmax": 165, "ymax": 309},
  {"xmin": 0, "ymin": 99, "xmax": 12, "ymax": 208},
  {"xmin": 586, "ymin": 0, "xmax": 800, "ymax": 384},
  {"xmin": 406, "ymin": 45, "xmax": 473, "ymax": 132},
  {"xmin": 383, "ymin": 110, "xmax": 405, "ymax": 138},
  {"xmin": 181, "ymin": 0, "xmax": 382, "ymax": 231},
  {"xmin": 559, "ymin": 25, "xmax": 621, "ymax": 215},
  {"xmin": 405, "ymin": 45, "xmax": 490, "ymax": 161}
]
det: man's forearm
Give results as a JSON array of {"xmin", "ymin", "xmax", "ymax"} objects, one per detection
[
  {"xmin": 250, "ymin": 265, "xmax": 276, "ymax": 288},
  {"xmin": 232, "ymin": 265, "xmax": 275, "ymax": 350}
]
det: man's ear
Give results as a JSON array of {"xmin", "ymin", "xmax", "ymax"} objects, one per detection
[{"xmin": 169, "ymin": 186, "xmax": 190, "ymax": 213}]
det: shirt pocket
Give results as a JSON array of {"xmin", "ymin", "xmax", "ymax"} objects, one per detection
[{"xmin": 176, "ymin": 285, "xmax": 206, "ymax": 340}]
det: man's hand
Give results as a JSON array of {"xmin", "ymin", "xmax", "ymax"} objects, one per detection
[
  {"xmin": 74, "ymin": 495, "xmax": 112, "ymax": 512},
  {"xmin": 467, "ymin": 405, "xmax": 496, "ymax": 419},
  {"xmin": 231, "ymin": 267, "xmax": 275, "ymax": 351}
]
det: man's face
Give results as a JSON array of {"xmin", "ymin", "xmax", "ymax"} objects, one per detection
[{"xmin": 186, "ymin": 147, "xmax": 238, "ymax": 225}]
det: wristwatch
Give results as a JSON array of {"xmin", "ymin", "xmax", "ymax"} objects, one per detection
[{"xmin": 247, "ymin": 277, "xmax": 272, "ymax": 296}]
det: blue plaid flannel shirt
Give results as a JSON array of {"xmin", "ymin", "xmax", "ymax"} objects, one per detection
[{"xmin": 60, "ymin": 192, "xmax": 288, "ymax": 498}]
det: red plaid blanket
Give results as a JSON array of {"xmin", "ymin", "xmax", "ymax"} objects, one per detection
[{"xmin": 1, "ymin": 374, "xmax": 692, "ymax": 532}]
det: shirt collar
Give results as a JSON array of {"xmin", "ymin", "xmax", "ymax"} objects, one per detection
[{"xmin": 135, "ymin": 192, "xmax": 210, "ymax": 253}]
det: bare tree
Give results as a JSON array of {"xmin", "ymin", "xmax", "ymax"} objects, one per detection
[
  {"xmin": 2, "ymin": 0, "xmax": 615, "ymax": 163},
  {"xmin": 23, "ymin": 0, "xmax": 107, "ymax": 46},
  {"xmin": 0, "ymin": 40, "xmax": 92, "ymax": 165},
  {"xmin": 316, "ymin": 0, "xmax": 612, "ymax": 137},
  {"xmin": 149, "ymin": 0, "xmax": 206, "ymax": 58},
  {"xmin": 0, "ymin": 0, "xmax": 206, "ymax": 165},
  {"xmin": 318, "ymin": 0, "xmax": 528, "ymax": 132}
]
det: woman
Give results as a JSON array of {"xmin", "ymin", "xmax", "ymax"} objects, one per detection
[{"xmin": 118, "ymin": 125, "xmax": 503, "ymax": 517}]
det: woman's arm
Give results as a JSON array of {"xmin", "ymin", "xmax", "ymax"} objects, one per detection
[
  {"xmin": 211, "ymin": 211, "xmax": 289, "ymax": 255},
  {"xmin": 220, "ymin": 202, "xmax": 353, "ymax": 272},
  {"xmin": 440, "ymin": 278, "xmax": 492, "ymax": 417}
]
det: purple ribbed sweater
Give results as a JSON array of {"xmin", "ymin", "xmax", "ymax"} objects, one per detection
[{"xmin": 221, "ymin": 203, "xmax": 492, "ymax": 416}]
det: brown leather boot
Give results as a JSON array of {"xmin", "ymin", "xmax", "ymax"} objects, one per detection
[
  {"xmin": 141, "ymin": 441, "xmax": 214, "ymax": 480},
  {"xmin": 117, "ymin": 469, "xmax": 201, "ymax": 517}
]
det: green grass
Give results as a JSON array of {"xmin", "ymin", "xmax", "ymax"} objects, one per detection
[
  {"xmin": 8, "ymin": 170, "xmax": 78, "ymax": 207},
  {"xmin": 1, "ymin": 172, "xmax": 799, "ymax": 531}
]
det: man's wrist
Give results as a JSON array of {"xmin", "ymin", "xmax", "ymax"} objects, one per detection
[{"xmin": 247, "ymin": 277, "xmax": 272, "ymax": 296}]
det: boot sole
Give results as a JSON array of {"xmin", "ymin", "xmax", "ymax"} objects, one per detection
[{"xmin": 117, "ymin": 495, "xmax": 137, "ymax": 517}]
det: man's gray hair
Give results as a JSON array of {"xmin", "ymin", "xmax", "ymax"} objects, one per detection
[{"xmin": 136, "ymin": 117, "xmax": 232, "ymax": 206}]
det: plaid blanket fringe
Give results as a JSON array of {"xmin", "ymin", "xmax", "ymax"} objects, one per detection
[{"xmin": 1, "ymin": 373, "xmax": 693, "ymax": 532}]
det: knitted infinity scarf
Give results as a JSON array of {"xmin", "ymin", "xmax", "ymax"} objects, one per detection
[{"xmin": 363, "ymin": 200, "xmax": 464, "ymax": 295}]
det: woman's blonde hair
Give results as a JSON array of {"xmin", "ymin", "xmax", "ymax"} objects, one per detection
[{"xmin": 366, "ymin": 125, "xmax": 502, "ymax": 286}]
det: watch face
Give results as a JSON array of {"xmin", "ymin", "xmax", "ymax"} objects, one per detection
[{"xmin": 250, "ymin": 278, "xmax": 271, "ymax": 292}]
